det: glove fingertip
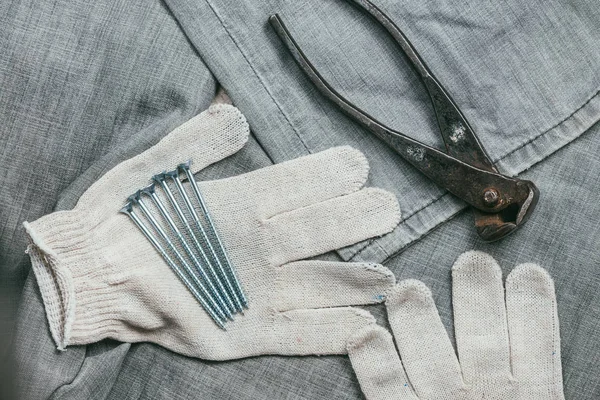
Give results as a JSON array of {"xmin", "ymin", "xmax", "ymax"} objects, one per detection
[
  {"xmin": 364, "ymin": 263, "xmax": 396, "ymax": 285},
  {"xmin": 332, "ymin": 145, "xmax": 371, "ymax": 191},
  {"xmin": 360, "ymin": 187, "xmax": 401, "ymax": 235},
  {"xmin": 452, "ymin": 250, "xmax": 502, "ymax": 276},
  {"xmin": 506, "ymin": 263, "xmax": 555, "ymax": 297},
  {"xmin": 206, "ymin": 103, "xmax": 250, "ymax": 147}
]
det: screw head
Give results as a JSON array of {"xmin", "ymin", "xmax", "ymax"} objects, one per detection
[
  {"xmin": 152, "ymin": 173, "xmax": 166, "ymax": 183},
  {"xmin": 177, "ymin": 160, "xmax": 192, "ymax": 172},
  {"xmin": 119, "ymin": 202, "xmax": 133, "ymax": 215},
  {"xmin": 165, "ymin": 169, "xmax": 179, "ymax": 179},
  {"xmin": 141, "ymin": 183, "xmax": 156, "ymax": 196},
  {"xmin": 483, "ymin": 188, "xmax": 500, "ymax": 207}
]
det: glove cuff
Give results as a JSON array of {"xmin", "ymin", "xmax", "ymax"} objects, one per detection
[{"xmin": 24, "ymin": 212, "xmax": 121, "ymax": 350}]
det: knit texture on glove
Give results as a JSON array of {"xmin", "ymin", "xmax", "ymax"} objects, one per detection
[
  {"xmin": 24, "ymin": 104, "xmax": 401, "ymax": 360},
  {"xmin": 348, "ymin": 251, "xmax": 564, "ymax": 400}
]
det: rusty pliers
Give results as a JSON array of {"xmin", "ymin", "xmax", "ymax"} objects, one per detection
[{"xmin": 269, "ymin": 0, "xmax": 539, "ymax": 242}]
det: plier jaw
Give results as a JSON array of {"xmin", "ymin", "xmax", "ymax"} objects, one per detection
[
  {"xmin": 475, "ymin": 180, "xmax": 539, "ymax": 242},
  {"xmin": 269, "ymin": 0, "xmax": 540, "ymax": 242}
]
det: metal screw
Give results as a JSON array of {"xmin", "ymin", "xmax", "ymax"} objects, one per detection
[
  {"xmin": 178, "ymin": 161, "xmax": 248, "ymax": 309},
  {"xmin": 131, "ymin": 190, "xmax": 233, "ymax": 321},
  {"xmin": 167, "ymin": 169, "xmax": 245, "ymax": 313},
  {"xmin": 483, "ymin": 188, "xmax": 500, "ymax": 207},
  {"xmin": 120, "ymin": 202, "xmax": 226, "ymax": 329},
  {"xmin": 126, "ymin": 193, "xmax": 229, "ymax": 322},
  {"xmin": 140, "ymin": 185, "xmax": 236, "ymax": 318},
  {"xmin": 152, "ymin": 173, "xmax": 240, "ymax": 314}
]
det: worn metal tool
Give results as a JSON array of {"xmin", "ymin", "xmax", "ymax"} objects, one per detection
[{"xmin": 269, "ymin": 0, "xmax": 539, "ymax": 242}]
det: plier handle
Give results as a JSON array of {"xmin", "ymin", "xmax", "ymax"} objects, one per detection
[{"xmin": 269, "ymin": 0, "xmax": 539, "ymax": 242}]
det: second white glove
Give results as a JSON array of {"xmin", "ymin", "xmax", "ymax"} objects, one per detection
[{"xmin": 348, "ymin": 251, "xmax": 564, "ymax": 400}]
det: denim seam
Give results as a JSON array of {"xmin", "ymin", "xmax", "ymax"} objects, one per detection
[{"xmin": 493, "ymin": 86, "xmax": 600, "ymax": 163}]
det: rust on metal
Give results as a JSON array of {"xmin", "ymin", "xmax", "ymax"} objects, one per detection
[{"xmin": 269, "ymin": 0, "xmax": 539, "ymax": 241}]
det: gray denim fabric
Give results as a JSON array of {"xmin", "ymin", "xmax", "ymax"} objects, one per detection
[
  {"xmin": 2, "ymin": 0, "xmax": 599, "ymax": 398},
  {"xmin": 166, "ymin": 0, "xmax": 600, "ymax": 261}
]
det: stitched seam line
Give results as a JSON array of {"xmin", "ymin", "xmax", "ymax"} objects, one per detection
[
  {"xmin": 349, "ymin": 238, "xmax": 376, "ymax": 260},
  {"xmin": 203, "ymin": 0, "xmax": 311, "ymax": 155},
  {"xmin": 494, "ymin": 86, "xmax": 600, "ymax": 162},
  {"xmin": 397, "ymin": 190, "xmax": 452, "ymax": 223},
  {"xmin": 382, "ymin": 208, "xmax": 465, "ymax": 263}
]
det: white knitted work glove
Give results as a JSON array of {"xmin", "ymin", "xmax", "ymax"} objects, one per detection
[
  {"xmin": 24, "ymin": 104, "xmax": 401, "ymax": 360},
  {"xmin": 348, "ymin": 251, "xmax": 564, "ymax": 400}
]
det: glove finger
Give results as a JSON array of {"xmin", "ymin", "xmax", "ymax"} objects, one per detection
[
  {"xmin": 386, "ymin": 280, "xmax": 463, "ymax": 398},
  {"xmin": 506, "ymin": 263, "xmax": 562, "ymax": 385},
  {"xmin": 347, "ymin": 326, "xmax": 419, "ymax": 400},
  {"xmin": 276, "ymin": 261, "xmax": 395, "ymax": 311},
  {"xmin": 266, "ymin": 187, "xmax": 400, "ymax": 265},
  {"xmin": 452, "ymin": 251, "xmax": 511, "ymax": 383},
  {"xmin": 204, "ymin": 146, "xmax": 370, "ymax": 218},
  {"xmin": 273, "ymin": 307, "xmax": 376, "ymax": 355},
  {"xmin": 78, "ymin": 104, "xmax": 249, "ymax": 216}
]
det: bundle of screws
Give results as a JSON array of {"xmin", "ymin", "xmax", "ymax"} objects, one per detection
[{"xmin": 120, "ymin": 161, "xmax": 247, "ymax": 329}]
